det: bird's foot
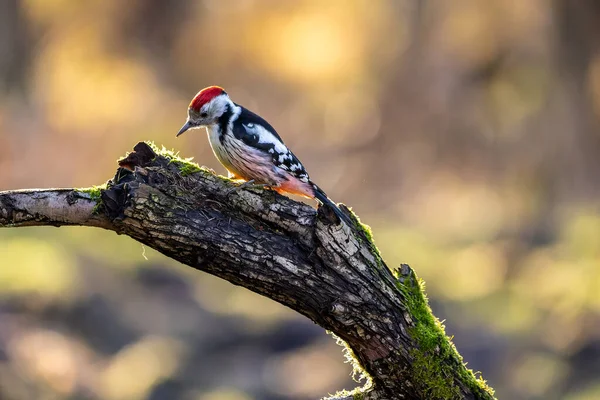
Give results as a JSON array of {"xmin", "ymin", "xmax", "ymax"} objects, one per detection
[{"xmin": 226, "ymin": 179, "xmax": 270, "ymax": 196}]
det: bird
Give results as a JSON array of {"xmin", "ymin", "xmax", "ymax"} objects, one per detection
[{"xmin": 176, "ymin": 85, "xmax": 352, "ymax": 226}]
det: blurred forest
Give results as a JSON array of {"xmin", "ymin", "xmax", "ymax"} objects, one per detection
[{"xmin": 0, "ymin": 0, "xmax": 600, "ymax": 399}]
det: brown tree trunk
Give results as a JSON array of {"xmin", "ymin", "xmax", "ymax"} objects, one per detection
[{"xmin": 0, "ymin": 142, "xmax": 495, "ymax": 400}]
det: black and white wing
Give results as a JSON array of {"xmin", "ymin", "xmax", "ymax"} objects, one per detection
[{"xmin": 232, "ymin": 106, "xmax": 310, "ymax": 183}]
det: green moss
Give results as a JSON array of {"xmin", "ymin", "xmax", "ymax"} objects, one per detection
[
  {"xmin": 353, "ymin": 392, "xmax": 365, "ymax": 400},
  {"xmin": 348, "ymin": 210, "xmax": 390, "ymax": 276},
  {"xmin": 395, "ymin": 267, "xmax": 495, "ymax": 399},
  {"xmin": 410, "ymin": 347, "xmax": 459, "ymax": 399},
  {"xmin": 77, "ymin": 184, "xmax": 106, "ymax": 202},
  {"xmin": 75, "ymin": 184, "xmax": 107, "ymax": 214},
  {"xmin": 177, "ymin": 162, "xmax": 201, "ymax": 176},
  {"xmin": 350, "ymin": 211, "xmax": 374, "ymax": 243},
  {"xmin": 144, "ymin": 141, "xmax": 203, "ymax": 177}
]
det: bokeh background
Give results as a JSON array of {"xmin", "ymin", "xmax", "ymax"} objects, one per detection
[{"xmin": 1, "ymin": 0, "xmax": 599, "ymax": 399}]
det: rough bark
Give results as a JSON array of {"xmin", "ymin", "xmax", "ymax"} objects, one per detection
[{"xmin": 0, "ymin": 142, "xmax": 495, "ymax": 400}]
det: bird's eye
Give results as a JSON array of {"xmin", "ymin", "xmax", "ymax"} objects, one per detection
[{"xmin": 201, "ymin": 112, "xmax": 208, "ymax": 118}]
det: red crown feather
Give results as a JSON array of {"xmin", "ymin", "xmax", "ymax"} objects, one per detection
[{"xmin": 189, "ymin": 86, "xmax": 226, "ymax": 111}]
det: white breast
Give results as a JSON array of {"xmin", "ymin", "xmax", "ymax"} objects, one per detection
[
  {"xmin": 206, "ymin": 126, "xmax": 233, "ymax": 170},
  {"xmin": 205, "ymin": 126, "xmax": 282, "ymax": 185}
]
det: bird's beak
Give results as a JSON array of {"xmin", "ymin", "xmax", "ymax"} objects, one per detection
[{"xmin": 177, "ymin": 120, "xmax": 192, "ymax": 137}]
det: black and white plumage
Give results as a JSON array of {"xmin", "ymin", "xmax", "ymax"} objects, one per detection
[
  {"xmin": 231, "ymin": 107, "xmax": 310, "ymax": 182},
  {"xmin": 177, "ymin": 86, "xmax": 351, "ymax": 226}
]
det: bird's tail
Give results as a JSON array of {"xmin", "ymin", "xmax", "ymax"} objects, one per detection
[{"xmin": 312, "ymin": 184, "xmax": 353, "ymax": 226}]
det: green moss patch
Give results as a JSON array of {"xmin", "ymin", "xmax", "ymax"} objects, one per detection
[
  {"xmin": 76, "ymin": 184, "xmax": 107, "ymax": 214},
  {"xmin": 143, "ymin": 141, "xmax": 204, "ymax": 176},
  {"xmin": 348, "ymin": 211, "xmax": 389, "ymax": 275},
  {"xmin": 353, "ymin": 213, "xmax": 374, "ymax": 243},
  {"xmin": 395, "ymin": 266, "xmax": 495, "ymax": 399},
  {"xmin": 77, "ymin": 184, "xmax": 106, "ymax": 202}
]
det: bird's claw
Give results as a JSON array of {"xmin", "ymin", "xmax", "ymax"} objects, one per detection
[{"xmin": 226, "ymin": 180, "xmax": 270, "ymax": 196}]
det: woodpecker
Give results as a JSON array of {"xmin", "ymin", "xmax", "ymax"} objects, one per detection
[{"xmin": 177, "ymin": 86, "xmax": 351, "ymax": 226}]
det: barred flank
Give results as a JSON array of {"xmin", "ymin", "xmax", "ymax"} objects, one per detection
[{"xmin": 217, "ymin": 134, "xmax": 280, "ymax": 186}]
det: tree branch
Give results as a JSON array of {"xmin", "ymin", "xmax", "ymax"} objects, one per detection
[
  {"xmin": 0, "ymin": 142, "xmax": 495, "ymax": 400},
  {"xmin": 0, "ymin": 188, "xmax": 110, "ymax": 229}
]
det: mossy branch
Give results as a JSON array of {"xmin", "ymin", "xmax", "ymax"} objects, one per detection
[{"xmin": 0, "ymin": 142, "xmax": 495, "ymax": 400}]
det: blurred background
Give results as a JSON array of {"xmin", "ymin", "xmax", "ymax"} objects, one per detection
[{"xmin": 0, "ymin": 0, "xmax": 599, "ymax": 399}]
